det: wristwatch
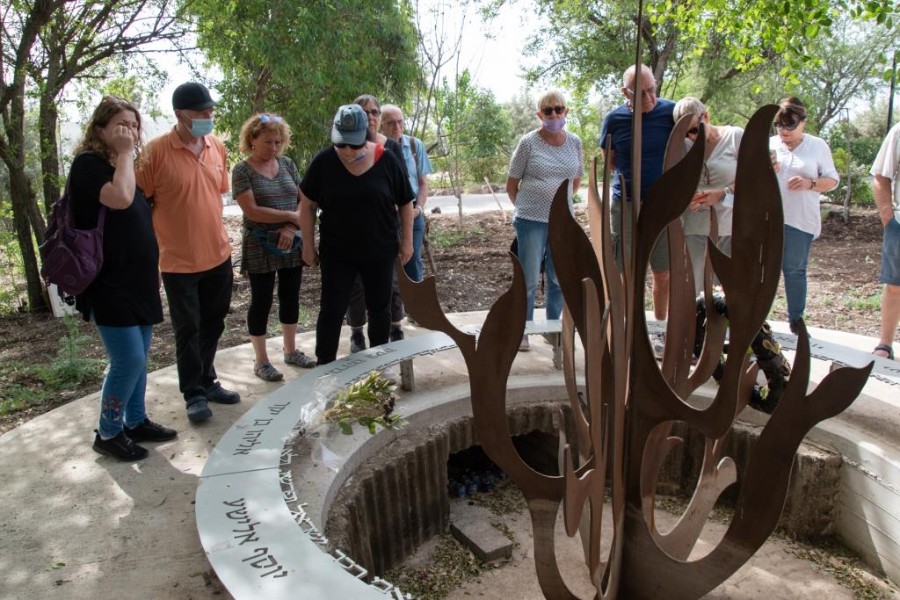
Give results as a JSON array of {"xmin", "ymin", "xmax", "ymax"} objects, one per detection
[{"xmin": 809, "ymin": 178, "xmax": 817, "ymax": 190}]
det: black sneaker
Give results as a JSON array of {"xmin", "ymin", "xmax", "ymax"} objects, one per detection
[
  {"xmin": 789, "ymin": 319, "xmax": 802, "ymax": 335},
  {"xmin": 390, "ymin": 326, "xmax": 405, "ymax": 342},
  {"xmin": 205, "ymin": 382, "xmax": 241, "ymax": 404},
  {"xmin": 92, "ymin": 430, "xmax": 148, "ymax": 461},
  {"xmin": 187, "ymin": 396, "xmax": 212, "ymax": 423},
  {"xmin": 350, "ymin": 330, "xmax": 366, "ymax": 353},
  {"xmin": 125, "ymin": 418, "xmax": 177, "ymax": 443}
]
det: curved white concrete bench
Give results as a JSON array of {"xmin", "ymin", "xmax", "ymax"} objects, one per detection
[{"xmin": 195, "ymin": 321, "xmax": 563, "ymax": 599}]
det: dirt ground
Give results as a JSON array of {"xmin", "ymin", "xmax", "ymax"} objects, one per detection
[{"xmin": 0, "ymin": 203, "xmax": 888, "ymax": 434}]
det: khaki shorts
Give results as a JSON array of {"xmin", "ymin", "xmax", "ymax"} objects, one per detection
[{"xmin": 611, "ymin": 199, "xmax": 669, "ymax": 273}]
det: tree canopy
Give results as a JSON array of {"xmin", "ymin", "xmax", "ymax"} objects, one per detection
[{"xmin": 184, "ymin": 0, "xmax": 422, "ymax": 168}]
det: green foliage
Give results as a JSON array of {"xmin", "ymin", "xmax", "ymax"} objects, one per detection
[
  {"xmin": 0, "ymin": 317, "xmax": 104, "ymax": 416},
  {"xmin": 0, "ymin": 202, "xmax": 26, "ymax": 314},
  {"xmin": 184, "ymin": 0, "xmax": 421, "ymax": 169},
  {"xmin": 504, "ymin": 90, "xmax": 539, "ymax": 144},
  {"xmin": 433, "ymin": 70, "xmax": 514, "ymax": 185},
  {"xmin": 843, "ymin": 292, "xmax": 882, "ymax": 311},
  {"xmin": 831, "ymin": 147, "xmax": 875, "ymax": 206},
  {"xmin": 324, "ymin": 371, "xmax": 407, "ymax": 435}
]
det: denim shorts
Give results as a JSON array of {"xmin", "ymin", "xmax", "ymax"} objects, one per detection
[{"xmin": 881, "ymin": 217, "xmax": 900, "ymax": 285}]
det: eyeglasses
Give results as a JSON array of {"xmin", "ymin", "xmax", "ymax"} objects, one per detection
[
  {"xmin": 382, "ymin": 118, "xmax": 404, "ymax": 127},
  {"xmin": 541, "ymin": 106, "xmax": 566, "ymax": 116},
  {"xmin": 335, "ymin": 142, "xmax": 366, "ymax": 150},
  {"xmin": 775, "ymin": 121, "xmax": 802, "ymax": 131},
  {"xmin": 364, "ymin": 108, "xmax": 381, "ymax": 117},
  {"xmin": 626, "ymin": 87, "xmax": 656, "ymax": 98},
  {"xmin": 259, "ymin": 114, "xmax": 281, "ymax": 123}
]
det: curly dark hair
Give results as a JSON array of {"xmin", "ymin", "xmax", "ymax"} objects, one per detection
[{"xmin": 74, "ymin": 96, "xmax": 143, "ymax": 161}]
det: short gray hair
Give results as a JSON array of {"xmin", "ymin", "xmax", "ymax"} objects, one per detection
[
  {"xmin": 673, "ymin": 96, "xmax": 707, "ymax": 122},
  {"xmin": 381, "ymin": 103, "xmax": 404, "ymax": 119}
]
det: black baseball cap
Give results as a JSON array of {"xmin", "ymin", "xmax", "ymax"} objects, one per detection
[{"xmin": 172, "ymin": 82, "xmax": 216, "ymax": 111}]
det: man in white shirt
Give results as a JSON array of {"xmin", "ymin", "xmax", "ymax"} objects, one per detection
[{"xmin": 870, "ymin": 123, "xmax": 900, "ymax": 360}]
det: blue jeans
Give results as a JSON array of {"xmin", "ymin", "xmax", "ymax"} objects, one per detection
[
  {"xmin": 782, "ymin": 225, "xmax": 814, "ymax": 322},
  {"xmin": 95, "ymin": 324, "xmax": 153, "ymax": 439},
  {"xmin": 403, "ymin": 212, "xmax": 426, "ymax": 282},
  {"xmin": 514, "ymin": 218, "xmax": 562, "ymax": 321}
]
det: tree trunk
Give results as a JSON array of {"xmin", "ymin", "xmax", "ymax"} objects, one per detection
[
  {"xmin": 40, "ymin": 78, "xmax": 62, "ymax": 216},
  {"xmin": 8, "ymin": 168, "xmax": 46, "ymax": 312}
]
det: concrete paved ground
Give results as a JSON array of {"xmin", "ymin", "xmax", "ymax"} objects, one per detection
[{"xmin": 0, "ymin": 312, "xmax": 896, "ymax": 599}]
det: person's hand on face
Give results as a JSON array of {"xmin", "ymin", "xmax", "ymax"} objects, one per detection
[{"xmin": 102, "ymin": 111, "xmax": 139, "ymax": 157}]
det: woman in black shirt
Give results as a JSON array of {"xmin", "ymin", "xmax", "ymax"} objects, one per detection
[
  {"xmin": 71, "ymin": 96, "xmax": 176, "ymax": 461},
  {"xmin": 300, "ymin": 104, "xmax": 413, "ymax": 365}
]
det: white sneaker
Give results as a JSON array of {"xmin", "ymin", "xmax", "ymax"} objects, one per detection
[{"xmin": 518, "ymin": 336, "xmax": 531, "ymax": 352}]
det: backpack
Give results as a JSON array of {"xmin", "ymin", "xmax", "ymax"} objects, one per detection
[{"xmin": 39, "ymin": 160, "xmax": 106, "ymax": 298}]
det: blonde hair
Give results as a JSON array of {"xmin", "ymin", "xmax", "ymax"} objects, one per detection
[
  {"xmin": 74, "ymin": 96, "xmax": 143, "ymax": 162},
  {"xmin": 238, "ymin": 113, "xmax": 292, "ymax": 155},
  {"xmin": 537, "ymin": 90, "xmax": 567, "ymax": 110},
  {"xmin": 673, "ymin": 96, "xmax": 707, "ymax": 121}
]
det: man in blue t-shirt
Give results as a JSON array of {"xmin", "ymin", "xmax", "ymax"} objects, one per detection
[{"xmin": 600, "ymin": 64, "xmax": 675, "ymax": 331}]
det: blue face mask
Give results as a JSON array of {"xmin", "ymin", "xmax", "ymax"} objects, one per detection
[{"xmin": 189, "ymin": 117, "xmax": 214, "ymax": 137}]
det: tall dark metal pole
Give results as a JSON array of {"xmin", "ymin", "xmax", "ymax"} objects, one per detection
[{"xmin": 888, "ymin": 54, "xmax": 896, "ymax": 134}]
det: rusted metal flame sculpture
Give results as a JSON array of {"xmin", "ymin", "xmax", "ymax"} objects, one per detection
[{"xmin": 397, "ymin": 107, "xmax": 872, "ymax": 600}]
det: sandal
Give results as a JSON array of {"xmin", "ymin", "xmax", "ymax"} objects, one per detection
[
  {"xmin": 873, "ymin": 344, "xmax": 895, "ymax": 360},
  {"xmin": 284, "ymin": 350, "xmax": 316, "ymax": 368},
  {"xmin": 254, "ymin": 361, "xmax": 284, "ymax": 382}
]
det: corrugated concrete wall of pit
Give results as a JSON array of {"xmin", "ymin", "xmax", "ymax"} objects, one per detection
[
  {"xmin": 324, "ymin": 401, "xmax": 573, "ymax": 574},
  {"xmin": 322, "ymin": 399, "xmax": 843, "ymax": 576}
]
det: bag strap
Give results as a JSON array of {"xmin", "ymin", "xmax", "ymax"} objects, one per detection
[
  {"xmin": 409, "ymin": 135, "xmax": 418, "ymax": 162},
  {"xmin": 59, "ymin": 151, "xmax": 107, "ymax": 231}
]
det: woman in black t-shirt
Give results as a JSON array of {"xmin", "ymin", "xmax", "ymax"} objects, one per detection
[
  {"xmin": 299, "ymin": 104, "xmax": 413, "ymax": 365},
  {"xmin": 70, "ymin": 96, "xmax": 176, "ymax": 461}
]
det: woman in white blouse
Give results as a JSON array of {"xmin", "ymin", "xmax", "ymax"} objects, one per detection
[
  {"xmin": 770, "ymin": 97, "xmax": 839, "ymax": 334},
  {"xmin": 506, "ymin": 90, "xmax": 584, "ymax": 351},
  {"xmin": 673, "ymin": 97, "xmax": 742, "ymax": 296}
]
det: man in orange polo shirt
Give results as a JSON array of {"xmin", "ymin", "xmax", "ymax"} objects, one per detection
[{"xmin": 136, "ymin": 82, "xmax": 239, "ymax": 423}]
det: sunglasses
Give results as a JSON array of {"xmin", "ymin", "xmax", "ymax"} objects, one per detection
[
  {"xmin": 364, "ymin": 108, "xmax": 381, "ymax": 117},
  {"xmin": 775, "ymin": 121, "xmax": 801, "ymax": 131},
  {"xmin": 335, "ymin": 142, "xmax": 366, "ymax": 150},
  {"xmin": 259, "ymin": 114, "xmax": 281, "ymax": 123},
  {"xmin": 541, "ymin": 106, "xmax": 566, "ymax": 116}
]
